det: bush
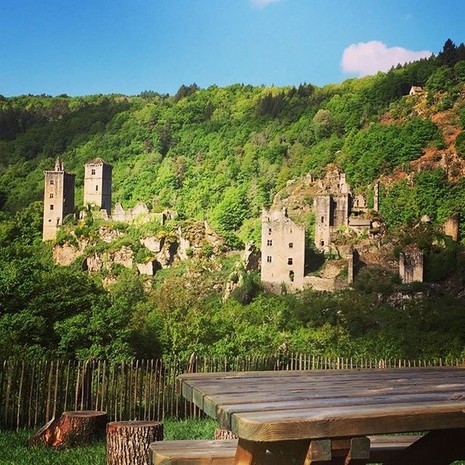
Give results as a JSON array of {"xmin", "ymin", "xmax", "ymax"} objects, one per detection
[
  {"xmin": 352, "ymin": 267, "xmax": 399, "ymax": 293},
  {"xmin": 230, "ymin": 272, "xmax": 261, "ymax": 305},
  {"xmin": 424, "ymin": 243, "xmax": 458, "ymax": 282},
  {"xmin": 456, "ymin": 131, "xmax": 465, "ymax": 158},
  {"xmin": 55, "ymin": 228, "xmax": 78, "ymax": 247}
]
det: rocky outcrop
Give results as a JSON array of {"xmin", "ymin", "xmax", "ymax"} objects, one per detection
[
  {"xmin": 243, "ymin": 242, "xmax": 260, "ymax": 271},
  {"xmin": 83, "ymin": 246, "xmax": 134, "ymax": 272},
  {"xmin": 85, "ymin": 252, "xmax": 105, "ymax": 272},
  {"xmin": 54, "ymin": 220, "xmax": 227, "ymax": 279},
  {"xmin": 140, "ymin": 237, "xmax": 162, "ymax": 253},
  {"xmin": 99, "ymin": 227, "xmax": 123, "ymax": 243},
  {"xmin": 53, "ymin": 240, "xmax": 87, "ymax": 266},
  {"xmin": 223, "ymin": 271, "xmax": 243, "ymax": 301},
  {"xmin": 111, "ymin": 246, "xmax": 134, "ymax": 269}
]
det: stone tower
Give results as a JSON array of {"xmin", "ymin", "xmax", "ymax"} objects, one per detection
[
  {"xmin": 315, "ymin": 193, "xmax": 350, "ymax": 250},
  {"xmin": 42, "ymin": 158, "xmax": 75, "ymax": 241},
  {"xmin": 83, "ymin": 158, "xmax": 112, "ymax": 215},
  {"xmin": 315, "ymin": 195, "xmax": 332, "ymax": 249},
  {"xmin": 261, "ymin": 208, "xmax": 306, "ymax": 293}
]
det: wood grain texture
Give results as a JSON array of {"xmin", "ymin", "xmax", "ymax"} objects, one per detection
[
  {"xmin": 150, "ymin": 439, "xmax": 238, "ymax": 465},
  {"xmin": 28, "ymin": 410, "xmax": 107, "ymax": 447},
  {"xmin": 106, "ymin": 421, "xmax": 163, "ymax": 465},
  {"xmin": 178, "ymin": 367, "xmax": 465, "ymax": 442}
]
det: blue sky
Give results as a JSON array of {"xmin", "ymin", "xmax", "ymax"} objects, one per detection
[{"xmin": 1, "ymin": 0, "xmax": 464, "ymax": 97}]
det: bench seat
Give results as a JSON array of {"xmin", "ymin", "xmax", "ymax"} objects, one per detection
[
  {"xmin": 367, "ymin": 434, "xmax": 421, "ymax": 463},
  {"xmin": 150, "ymin": 439, "xmax": 238, "ymax": 464},
  {"xmin": 149, "ymin": 435, "xmax": 421, "ymax": 464}
]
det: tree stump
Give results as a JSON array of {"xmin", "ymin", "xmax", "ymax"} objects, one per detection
[
  {"xmin": 214, "ymin": 428, "xmax": 238, "ymax": 440},
  {"xmin": 28, "ymin": 410, "xmax": 107, "ymax": 448},
  {"xmin": 106, "ymin": 421, "xmax": 164, "ymax": 465}
]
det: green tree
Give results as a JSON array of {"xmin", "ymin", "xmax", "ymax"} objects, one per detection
[
  {"xmin": 210, "ymin": 187, "xmax": 250, "ymax": 234},
  {"xmin": 312, "ymin": 109, "xmax": 334, "ymax": 140}
]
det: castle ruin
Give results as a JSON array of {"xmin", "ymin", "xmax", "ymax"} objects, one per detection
[
  {"xmin": 42, "ymin": 158, "xmax": 169, "ymax": 241},
  {"xmin": 314, "ymin": 168, "xmax": 378, "ymax": 252},
  {"xmin": 260, "ymin": 167, "xmax": 380, "ymax": 293},
  {"xmin": 43, "ymin": 158, "xmax": 112, "ymax": 241}
]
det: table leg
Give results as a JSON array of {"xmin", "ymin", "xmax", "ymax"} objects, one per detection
[
  {"xmin": 333, "ymin": 437, "xmax": 370, "ymax": 465},
  {"xmin": 383, "ymin": 428, "xmax": 465, "ymax": 465},
  {"xmin": 302, "ymin": 437, "xmax": 370, "ymax": 465},
  {"xmin": 267, "ymin": 439, "xmax": 316, "ymax": 464},
  {"xmin": 234, "ymin": 438, "xmax": 267, "ymax": 465},
  {"xmin": 234, "ymin": 438, "xmax": 313, "ymax": 465},
  {"xmin": 264, "ymin": 437, "xmax": 369, "ymax": 465}
]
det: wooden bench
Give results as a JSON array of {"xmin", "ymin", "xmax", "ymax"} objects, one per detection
[
  {"xmin": 149, "ymin": 439, "xmax": 238, "ymax": 464},
  {"xmin": 367, "ymin": 434, "xmax": 422, "ymax": 463},
  {"xmin": 149, "ymin": 435, "xmax": 421, "ymax": 464}
]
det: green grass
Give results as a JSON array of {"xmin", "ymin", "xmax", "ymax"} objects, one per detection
[
  {"xmin": 0, "ymin": 418, "xmax": 218, "ymax": 465},
  {"xmin": 0, "ymin": 431, "xmax": 104, "ymax": 465},
  {"xmin": 163, "ymin": 417, "xmax": 217, "ymax": 440}
]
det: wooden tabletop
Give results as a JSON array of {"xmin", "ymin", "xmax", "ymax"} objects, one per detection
[{"xmin": 179, "ymin": 367, "xmax": 465, "ymax": 442}]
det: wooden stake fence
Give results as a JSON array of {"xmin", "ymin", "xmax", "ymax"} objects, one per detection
[{"xmin": 0, "ymin": 355, "xmax": 463, "ymax": 429}]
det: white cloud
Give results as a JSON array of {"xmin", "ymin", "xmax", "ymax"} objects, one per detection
[
  {"xmin": 251, "ymin": 0, "xmax": 282, "ymax": 7},
  {"xmin": 341, "ymin": 41, "xmax": 432, "ymax": 76}
]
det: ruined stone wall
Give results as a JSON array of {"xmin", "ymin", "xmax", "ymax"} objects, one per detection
[
  {"xmin": 444, "ymin": 213, "xmax": 460, "ymax": 242},
  {"xmin": 112, "ymin": 202, "xmax": 166, "ymax": 225},
  {"xmin": 399, "ymin": 248, "xmax": 424, "ymax": 283}
]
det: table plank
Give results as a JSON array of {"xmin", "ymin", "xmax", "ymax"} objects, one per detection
[
  {"xmin": 214, "ymin": 390, "xmax": 465, "ymax": 426},
  {"xmin": 179, "ymin": 367, "xmax": 465, "ymax": 442},
  {"xmin": 179, "ymin": 368, "xmax": 465, "ymax": 406},
  {"xmin": 229, "ymin": 401, "xmax": 465, "ymax": 441}
]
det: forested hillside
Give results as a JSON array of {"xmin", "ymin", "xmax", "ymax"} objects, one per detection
[{"xmin": 2, "ymin": 39, "xmax": 465, "ymax": 361}]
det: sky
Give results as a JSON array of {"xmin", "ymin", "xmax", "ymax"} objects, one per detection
[{"xmin": 0, "ymin": 0, "xmax": 464, "ymax": 97}]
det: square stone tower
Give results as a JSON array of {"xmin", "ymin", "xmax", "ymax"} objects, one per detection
[
  {"xmin": 261, "ymin": 208, "xmax": 306, "ymax": 293},
  {"xmin": 42, "ymin": 158, "xmax": 75, "ymax": 241},
  {"xmin": 83, "ymin": 158, "xmax": 112, "ymax": 215}
]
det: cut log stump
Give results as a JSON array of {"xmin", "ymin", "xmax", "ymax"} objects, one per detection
[
  {"xmin": 214, "ymin": 428, "xmax": 237, "ymax": 440},
  {"xmin": 106, "ymin": 420, "xmax": 164, "ymax": 465},
  {"xmin": 28, "ymin": 410, "xmax": 107, "ymax": 448}
]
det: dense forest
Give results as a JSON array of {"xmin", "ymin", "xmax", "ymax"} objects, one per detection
[{"xmin": 2, "ymin": 39, "xmax": 465, "ymax": 361}]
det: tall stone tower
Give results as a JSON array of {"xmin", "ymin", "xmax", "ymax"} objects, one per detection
[
  {"xmin": 315, "ymin": 194, "xmax": 350, "ymax": 250},
  {"xmin": 42, "ymin": 158, "xmax": 75, "ymax": 241},
  {"xmin": 261, "ymin": 208, "xmax": 306, "ymax": 293},
  {"xmin": 83, "ymin": 158, "xmax": 112, "ymax": 215}
]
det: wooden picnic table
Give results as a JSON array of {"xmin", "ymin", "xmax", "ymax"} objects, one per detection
[{"xmin": 178, "ymin": 366, "xmax": 465, "ymax": 464}]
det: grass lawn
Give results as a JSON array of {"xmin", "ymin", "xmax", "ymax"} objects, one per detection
[{"xmin": 0, "ymin": 418, "xmax": 217, "ymax": 465}]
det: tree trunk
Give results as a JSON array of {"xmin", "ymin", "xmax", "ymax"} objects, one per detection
[
  {"xmin": 106, "ymin": 421, "xmax": 164, "ymax": 465},
  {"xmin": 28, "ymin": 410, "xmax": 107, "ymax": 448}
]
